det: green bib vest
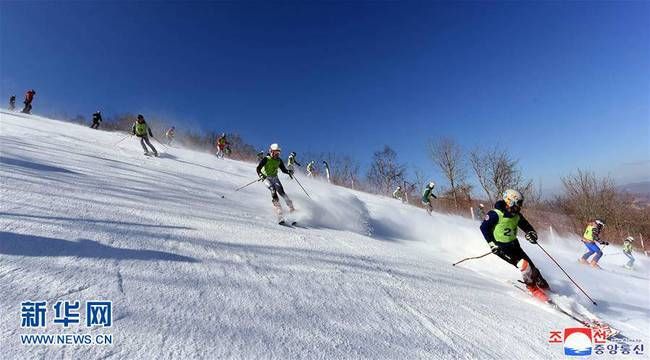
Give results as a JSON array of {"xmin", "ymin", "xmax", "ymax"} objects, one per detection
[
  {"xmin": 262, "ymin": 156, "xmax": 281, "ymax": 177},
  {"xmin": 134, "ymin": 122, "xmax": 148, "ymax": 136},
  {"xmin": 583, "ymin": 225, "xmax": 594, "ymax": 241},
  {"xmin": 493, "ymin": 209, "xmax": 520, "ymax": 243}
]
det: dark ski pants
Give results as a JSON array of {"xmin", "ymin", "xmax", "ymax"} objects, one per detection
[
  {"xmin": 138, "ymin": 135, "xmax": 158, "ymax": 155},
  {"xmin": 494, "ymin": 240, "xmax": 548, "ymax": 288},
  {"xmin": 264, "ymin": 176, "xmax": 293, "ymax": 210},
  {"xmin": 90, "ymin": 121, "xmax": 100, "ymax": 129},
  {"xmin": 21, "ymin": 102, "xmax": 32, "ymax": 114}
]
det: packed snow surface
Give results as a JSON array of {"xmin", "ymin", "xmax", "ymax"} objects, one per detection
[{"xmin": 1, "ymin": 110, "xmax": 649, "ymax": 359}]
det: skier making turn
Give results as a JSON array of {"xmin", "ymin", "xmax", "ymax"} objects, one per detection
[
  {"xmin": 421, "ymin": 182, "xmax": 437, "ymax": 215},
  {"xmin": 579, "ymin": 219, "xmax": 608, "ymax": 268},
  {"xmin": 480, "ymin": 189, "xmax": 550, "ymax": 300},
  {"xmin": 256, "ymin": 143, "xmax": 295, "ymax": 223}
]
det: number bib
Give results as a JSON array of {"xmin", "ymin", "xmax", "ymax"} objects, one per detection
[{"xmin": 493, "ymin": 209, "xmax": 520, "ymax": 243}]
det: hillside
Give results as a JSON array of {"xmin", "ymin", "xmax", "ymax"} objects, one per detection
[{"xmin": 1, "ymin": 110, "xmax": 648, "ymax": 359}]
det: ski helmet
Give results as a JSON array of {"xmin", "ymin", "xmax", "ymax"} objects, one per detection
[
  {"xmin": 595, "ymin": 219, "xmax": 605, "ymax": 227},
  {"xmin": 502, "ymin": 189, "xmax": 524, "ymax": 209},
  {"xmin": 269, "ymin": 143, "xmax": 281, "ymax": 152},
  {"xmin": 428, "ymin": 182, "xmax": 435, "ymax": 188},
  {"xmin": 137, "ymin": 114, "xmax": 144, "ymax": 121},
  {"xmin": 171, "ymin": 126, "xmax": 175, "ymax": 130},
  {"xmin": 397, "ymin": 186, "xmax": 401, "ymax": 190},
  {"xmin": 625, "ymin": 236, "xmax": 634, "ymax": 242},
  {"xmin": 290, "ymin": 151, "xmax": 296, "ymax": 156},
  {"xmin": 479, "ymin": 203, "xmax": 484, "ymax": 208}
]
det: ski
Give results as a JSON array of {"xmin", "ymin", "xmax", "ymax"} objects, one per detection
[
  {"xmin": 509, "ymin": 281, "xmax": 624, "ymax": 341},
  {"xmin": 278, "ymin": 220, "xmax": 299, "ymax": 228}
]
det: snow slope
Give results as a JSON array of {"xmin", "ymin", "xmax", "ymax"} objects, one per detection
[{"xmin": 1, "ymin": 110, "xmax": 648, "ymax": 359}]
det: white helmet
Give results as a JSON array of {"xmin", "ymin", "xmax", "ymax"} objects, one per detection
[
  {"xmin": 625, "ymin": 236, "xmax": 634, "ymax": 242},
  {"xmin": 502, "ymin": 189, "xmax": 523, "ymax": 208},
  {"xmin": 479, "ymin": 203, "xmax": 484, "ymax": 208},
  {"xmin": 595, "ymin": 219, "xmax": 605, "ymax": 227},
  {"xmin": 428, "ymin": 182, "xmax": 435, "ymax": 188},
  {"xmin": 269, "ymin": 143, "xmax": 281, "ymax": 152}
]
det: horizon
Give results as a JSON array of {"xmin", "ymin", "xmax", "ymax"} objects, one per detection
[{"xmin": 1, "ymin": 1, "xmax": 648, "ymax": 193}]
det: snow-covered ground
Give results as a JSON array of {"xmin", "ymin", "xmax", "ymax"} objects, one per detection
[{"xmin": 1, "ymin": 110, "xmax": 648, "ymax": 359}]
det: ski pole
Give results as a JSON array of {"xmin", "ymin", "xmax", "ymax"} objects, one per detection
[
  {"xmin": 452, "ymin": 251, "xmax": 492, "ymax": 266},
  {"xmin": 292, "ymin": 175, "xmax": 312, "ymax": 200},
  {"xmin": 536, "ymin": 243, "xmax": 597, "ymax": 306},
  {"xmin": 235, "ymin": 177, "xmax": 262, "ymax": 192},
  {"xmin": 151, "ymin": 136, "xmax": 169, "ymax": 149},
  {"xmin": 113, "ymin": 134, "xmax": 131, "ymax": 146}
]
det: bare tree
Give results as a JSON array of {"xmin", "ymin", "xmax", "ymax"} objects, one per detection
[
  {"xmin": 366, "ymin": 145, "xmax": 405, "ymax": 195},
  {"xmin": 469, "ymin": 146, "xmax": 534, "ymax": 203},
  {"xmin": 556, "ymin": 169, "xmax": 617, "ymax": 230},
  {"xmin": 429, "ymin": 138, "xmax": 467, "ymax": 208}
]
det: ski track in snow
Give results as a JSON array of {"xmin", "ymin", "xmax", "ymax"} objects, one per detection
[{"xmin": 1, "ymin": 110, "xmax": 649, "ymax": 359}]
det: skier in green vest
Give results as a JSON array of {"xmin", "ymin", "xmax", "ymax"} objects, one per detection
[
  {"xmin": 306, "ymin": 160, "xmax": 316, "ymax": 177},
  {"xmin": 622, "ymin": 236, "xmax": 635, "ymax": 270},
  {"xmin": 480, "ymin": 189, "xmax": 550, "ymax": 300},
  {"xmin": 287, "ymin": 152, "xmax": 301, "ymax": 172},
  {"xmin": 421, "ymin": 182, "xmax": 437, "ymax": 215},
  {"xmin": 256, "ymin": 143, "xmax": 295, "ymax": 222},
  {"xmin": 579, "ymin": 219, "xmax": 608, "ymax": 268},
  {"xmin": 132, "ymin": 114, "xmax": 158, "ymax": 157}
]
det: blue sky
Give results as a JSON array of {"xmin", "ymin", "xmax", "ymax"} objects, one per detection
[{"xmin": 1, "ymin": 1, "xmax": 648, "ymax": 193}]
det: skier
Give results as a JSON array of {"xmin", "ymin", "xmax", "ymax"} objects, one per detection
[
  {"xmin": 480, "ymin": 189, "xmax": 550, "ymax": 300},
  {"xmin": 21, "ymin": 89, "xmax": 36, "ymax": 114},
  {"xmin": 579, "ymin": 219, "xmax": 608, "ymax": 268},
  {"xmin": 8, "ymin": 95, "xmax": 16, "ymax": 111},
  {"xmin": 306, "ymin": 160, "xmax": 316, "ymax": 177},
  {"xmin": 257, "ymin": 151, "xmax": 266, "ymax": 162},
  {"xmin": 421, "ymin": 182, "xmax": 437, "ymax": 215},
  {"xmin": 132, "ymin": 114, "xmax": 158, "ymax": 157},
  {"xmin": 476, "ymin": 203, "xmax": 486, "ymax": 221},
  {"xmin": 165, "ymin": 126, "xmax": 176, "ymax": 145},
  {"xmin": 393, "ymin": 186, "xmax": 406, "ymax": 203},
  {"xmin": 90, "ymin": 111, "xmax": 102, "ymax": 129},
  {"xmin": 215, "ymin": 133, "xmax": 229, "ymax": 158},
  {"xmin": 323, "ymin": 160, "xmax": 331, "ymax": 183},
  {"xmin": 256, "ymin": 143, "xmax": 295, "ymax": 223},
  {"xmin": 287, "ymin": 152, "xmax": 301, "ymax": 172},
  {"xmin": 622, "ymin": 236, "xmax": 635, "ymax": 270}
]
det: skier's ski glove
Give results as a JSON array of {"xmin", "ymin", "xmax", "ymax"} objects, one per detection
[
  {"xmin": 258, "ymin": 174, "xmax": 266, "ymax": 181},
  {"xmin": 525, "ymin": 231, "xmax": 538, "ymax": 244},
  {"xmin": 488, "ymin": 242, "xmax": 502, "ymax": 256}
]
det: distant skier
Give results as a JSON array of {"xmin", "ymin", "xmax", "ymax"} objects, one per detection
[
  {"xmin": 90, "ymin": 111, "xmax": 102, "ymax": 129},
  {"xmin": 132, "ymin": 114, "xmax": 158, "ymax": 157},
  {"xmin": 480, "ymin": 189, "xmax": 550, "ymax": 300},
  {"xmin": 215, "ymin": 133, "xmax": 229, "ymax": 158},
  {"xmin": 393, "ymin": 186, "xmax": 406, "ymax": 203},
  {"xmin": 287, "ymin": 152, "xmax": 301, "ymax": 172},
  {"xmin": 579, "ymin": 219, "xmax": 608, "ymax": 268},
  {"xmin": 21, "ymin": 89, "xmax": 36, "ymax": 114},
  {"xmin": 256, "ymin": 143, "xmax": 295, "ymax": 223},
  {"xmin": 8, "ymin": 95, "xmax": 16, "ymax": 111},
  {"xmin": 306, "ymin": 160, "xmax": 316, "ymax": 177},
  {"xmin": 421, "ymin": 182, "xmax": 437, "ymax": 215},
  {"xmin": 622, "ymin": 236, "xmax": 635, "ymax": 270},
  {"xmin": 165, "ymin": 126, "xmax": 176, "ymax": 145},
  {"xmin": 257, "ymin": 151, "xmax": 266, "ymax": 162},
  {"xmin": 322, "ymin": 160, "xmax": 331, "ymax": 183},
  {"xmin": 476, "ymin": 203, "xmax": 486, "ymax": 221}
]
